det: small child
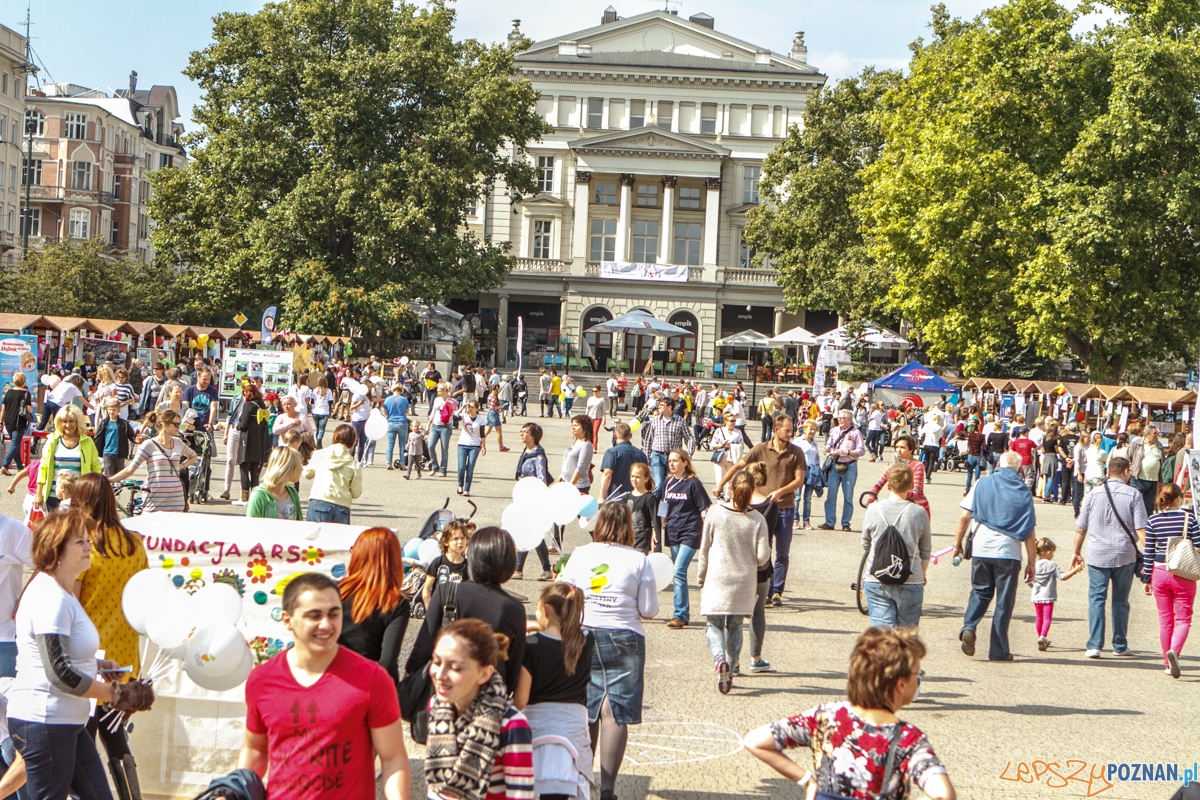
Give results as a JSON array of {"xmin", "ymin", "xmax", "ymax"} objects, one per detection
[
  {"xmin": 420, "ymin": 520, "xmax": 474, "ymax": 610},
  {"xmin": 6, "ymin": 459, "xmax": 39, "ymax": 526},
  {"xmin": 627, "ymin": 462, "xmax": 657, "ymax": 554},
  {"xmin": 54, "ymin": 471, "xmax": 78, "ymax": 511},
  {"xmin": 1031, "ymin": 537, "xmax": 1083, "ymax": 650},
  {"xmin": 404, "ymin": 422, "xmax": 426, "ymax": 480}
]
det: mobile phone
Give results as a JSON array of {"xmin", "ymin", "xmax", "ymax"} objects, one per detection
[{"xmin": 99, "ymin": 666, "xmax": 132, "ymax": 675}]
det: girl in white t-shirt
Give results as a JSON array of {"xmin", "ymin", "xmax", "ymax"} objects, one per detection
[
  {"xmin": 455, "ymin": 401, "xmax": 486, "ymax": 496},
  {"xmin": 310, "ymin": 375, "xmax": 335, "ymax": 446}
]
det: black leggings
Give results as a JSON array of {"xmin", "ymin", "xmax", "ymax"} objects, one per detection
[{"xmin": 240, "ymin": 461, "xmax": 261, "ymax": 492}]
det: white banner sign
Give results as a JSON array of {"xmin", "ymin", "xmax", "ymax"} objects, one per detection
[
  {"xmin": 599, "ymin": 261, "xmax": 689, "ymax": 282},
  {"xmin": 220, "ymin": 347, "xmax": 294, "ymax": 400}
]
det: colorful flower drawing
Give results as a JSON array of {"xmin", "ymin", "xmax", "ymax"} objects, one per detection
[
  {"xmin": 303, "ymin": 546, "xmax": 324, "ymax": 566},
  {"xmin": 246, "ymin": 557, "xmax": 273, "ymax": 584},
  {"xmin": 248, "ymin": 636, "xmax": 285, "ymax": 665},
  {"xmin": 213, "ymin": 569, "xmax": 246, "ymax": 596},
  {"xmin": 589, "ymin": 563, "xmax": 609, "ymax": 593}
]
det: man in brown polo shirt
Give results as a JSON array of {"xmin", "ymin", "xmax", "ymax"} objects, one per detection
[{"xmin": 716, "ymin": 413, "xmax": 806, "ymax": 607}]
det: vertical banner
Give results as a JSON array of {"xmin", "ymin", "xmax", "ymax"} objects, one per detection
[
  {"xmin": 516, "ymin": 316, "xmax": 524, "ymax": 378},
  {"xmin": 0, "ymin": 335, "xmax": 38, "ymax": 394},
  {"xmin": 813, "ymin": 343, "xmax": 827, "ymax": 393},
  {"xmin": 260, "ymin": 306, "xmax": 277, "ymax": 347}
]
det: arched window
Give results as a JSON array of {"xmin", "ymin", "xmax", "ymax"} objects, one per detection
[
  {"xmin": 667, "ymin": 310, "xmax": 699, "ymax": 363},
  {"xmin": 582, "ymin": 306, "xmax": 613, "ymax": 369}
]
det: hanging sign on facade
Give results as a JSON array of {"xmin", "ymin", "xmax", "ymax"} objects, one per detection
[{"xmin": 600, "ymin": 261, "xmax": 689, "ymax": 282}]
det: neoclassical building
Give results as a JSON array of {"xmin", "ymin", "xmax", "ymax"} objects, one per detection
[{"xmin": 460, "ymin": 7, "xmax": 834, "ymax": 372}]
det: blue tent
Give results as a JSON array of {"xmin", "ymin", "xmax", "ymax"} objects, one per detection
[{"xmin": 871, "ymin": 361, "xmax": 957, "ymax": 393}]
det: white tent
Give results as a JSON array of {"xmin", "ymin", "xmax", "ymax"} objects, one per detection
[
  {"xmin": 768, "ymin": 325, "xmax": 819, "ymax": 346},
  {"xmin": 815, "ymin": 324, "xmax": 910, "ymax": 349}
]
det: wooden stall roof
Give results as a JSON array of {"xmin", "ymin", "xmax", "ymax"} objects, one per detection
[
  {"xmin": 127, "ymin": 321, "xmax": 172, "ymax": 338},
  {"xmin": 162, "ymin": 324, "xmax": 199, "ymax": 340},
  {"xmin": 1051, "ymin": 381, "xmax": 1092, "ymax": 397},
  {"xmin": 43, "ymin": 316, "xmax": 105, "ymax": 334},
  {"xmin": 0, "ymin": 314, "xmax": 60, "ymax": 333},
  {"xmin": 1079, "ymin": 384, "xmax": 1125, "ymax": 400},
  {"xmin": 86, "ymin": 318, "xmax": 141, "ymax": 336},
  {"xmin": 213, "ymin": 328, "xmax": 245, "ymax": 341},
  {"xmin": 1111, "ymin": 387, "xmax": 1197, "ymax": 407}
]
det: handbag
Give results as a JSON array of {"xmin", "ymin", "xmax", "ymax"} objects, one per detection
[
  {"xmin": 813, "ymin": 721, "xmax": 905, "ymax": 800},
  {"xmin": 1102, "ymin": 480, "xmax": 1145, "ymax": 579},
  {"xmin": 1166, "ymin": 517, "xmax": 1200, "ymax": 581},
  {"xmin": 397, "ymin": 581, "xmax": 459, "ymax": 744},
  {"xmin": 962, "ymin": 520, "xmax": 979, "ymax": 560}
]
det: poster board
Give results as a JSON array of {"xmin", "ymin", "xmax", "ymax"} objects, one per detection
[
  {"xmin": 121, "ymin": 512, "xmax": 367, "ymax": 799},
  {"xmin": 219, "ymin": 348, "xmax": 293, "ymax": 400},
  {"xmin": 0, "ymin": 335, "xmax": 38, "ymax": 393},
  {"xmin": 81, "ymin": 336, "xmax": 129, "ymax": 367}
]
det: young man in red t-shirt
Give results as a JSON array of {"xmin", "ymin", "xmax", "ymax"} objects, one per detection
[
  {"xmin": 238, "ymin": 573, "xmax": 410, "ymax": 800},
  {"xmin": 1008, "ymin": 427, "xmax": 1037, "ymax": 490}
]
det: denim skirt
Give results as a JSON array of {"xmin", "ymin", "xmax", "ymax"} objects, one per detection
[{"xmin": 585, "ymin": 627, "xmax": 646, "ymax": 726}]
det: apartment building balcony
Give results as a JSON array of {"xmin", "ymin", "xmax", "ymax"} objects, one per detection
[
  {"xmin": 512, "ymin": 257, "xmax": 568, "ymax": 274},
  {"xmin": 718, "ymin": 267, "xmax": 779, "ymax": 285},
  {"xmin": 26, "ymin": 185, "xmax": 116, "ymax": 208}
]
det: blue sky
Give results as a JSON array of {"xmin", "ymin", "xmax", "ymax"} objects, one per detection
[{"xmin": 11, "ymin": 0, "xmax": 1007, "ymax": 129}]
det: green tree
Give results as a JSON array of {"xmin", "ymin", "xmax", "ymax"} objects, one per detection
[
  {"xmin": 150, "ymin": 0, "xmax": 549, "ymax": 337},
  {"xmin": 4, "ymin": 239, "xmax": 180, "ymax": 321},
  {"xmin": 745, "ymin": 67, "xmax": 902, "ymax": 321}
]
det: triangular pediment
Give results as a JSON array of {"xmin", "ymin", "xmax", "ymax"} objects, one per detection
[
  {"xmin": 570, "ymin": 127, "xmax": 729, "ymax": 159},
  {"xmin": 519, "ymin": 192, "xmax": 571, "ymax": 207}
]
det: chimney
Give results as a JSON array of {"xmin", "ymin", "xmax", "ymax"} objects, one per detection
[
  {"xmin": 558, "ymin": 40, "xmax": 578, "ymax": 56},
  {"xmin": 601, "ymin": 6, "xmax": 617, "ymax": 24},
  {"xmin": 754, "ymin": 49, "xmax": 771, "ymax": 65},
  {"xmin": 790, "ymin": 31, "xmax": 808, "ymax": 63},
  {"xmin": 128, "ymin": 70, "xmax": 138, "ymax": 95},
  {"xmin": 507, "ymin": 20, "xmax": 522, "ymax": 46},
  {"xmin": 688, "ymin": 12, "xmax": 714, "ymax": 29},
  {"xmin": 578, "ymin": 44, "xmax": 592, "ymax": 56}
]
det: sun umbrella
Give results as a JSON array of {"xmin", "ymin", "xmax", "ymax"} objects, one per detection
[
  {"xmin": 714, "ymin": 330, "xmax": 775, "ymax": 412},
  {"xmin": 583, "ymin": 310, "xmax": 689, "ymax": 336},
  {"xmin": 768, "ymin": 325, "xmax": 819, "ymax": 346}
]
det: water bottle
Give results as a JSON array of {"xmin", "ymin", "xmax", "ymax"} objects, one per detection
[{"xmin": 952, "ymin": 555, "xmax": 963, "ymax": 567}]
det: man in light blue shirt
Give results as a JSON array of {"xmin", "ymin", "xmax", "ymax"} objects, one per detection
[{"xmin": 383, "ymin": 384, "xmax": 411, "ymax": 469}]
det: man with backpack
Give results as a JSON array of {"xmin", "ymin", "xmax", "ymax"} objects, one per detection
[{"xmin": 861, "ymin": 462, "xmax": 932, "ymax": 628}]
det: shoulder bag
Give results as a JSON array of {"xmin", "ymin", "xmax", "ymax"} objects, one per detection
[
  {"xmin": 814, "ymin": 721, "xmax": 905, "ymax": 800},
  {"xmin": 397, "ymin": 581, "xmax": 459, "ymax": 744},
  {"xmin": 823, "ymin": 427, "xmax": 848, "ymax": 476},
  {"xmin": 1166, "ymin": 511, "xmax": 1200, "ymax": 581},
  {"xmin": 1102, "ymin": 480, "xmax": 1145, "ymax": 579}
]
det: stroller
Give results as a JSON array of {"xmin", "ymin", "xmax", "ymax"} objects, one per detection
[
  {"xmin": 187, "ymin": 429, "xmax": 214, "ymax": 505},
  {"xmin": 405, "ymin": 498, "xmax": 478, "ymax": 619},
  {"xmin": 696, "ymin": 417, "xmax": 717, "ymax": 451}
]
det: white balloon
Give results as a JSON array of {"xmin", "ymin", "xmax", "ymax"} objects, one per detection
[
  {"xmin": 512, "ymin": 476, "xmax": 550, "ymax": 505},
  {"xmin": 548, "ymin": 482, "xmax": 586, "ymax": 526},
  {"xmin": 647, "ymin": 553, "xmax": 675, "ymax": 592},
  {"xmin": 185, "ymin": 624, "xmax": 247, "ymax": 678},
  {"xmin": 145, "ymin": 589, "xmax": 199, "ymax": 651},
  {"xmin": 185, "ymin": 644, "xmax": 254, "ymax": 692},
  {"xmin": 341, "ymin": 377, "xmax": 367, "ymax": 397},
  {"xmin": 417, "ymin": 538, "xmax": 442, "ymax": 569},
  {"xmin": 192, "ymin": 583, "xmax": 242, "ymax": 626},
  {"xmin": 399, "ymin": 356, "xmax": 410, "ymax": 366},
  {"xmin": 578, "ymin": 515, "xmax": 596, "ymax": 533},
  {"xmin": 364, "ymin": 409, "xmax": 388, "ymax": 441},
  {"xmin": 122, "ymin": 570, "xmax": 174, "ymax": 635},
  {"xmin": 502, "ymin": 503, "xmax": 551, "ymax": 552}
]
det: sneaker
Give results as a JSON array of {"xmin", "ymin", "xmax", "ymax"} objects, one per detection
[
  {"xmin": 1167, "ymin": 650, "xmax": 1181, "ymax": 678},
  {"xmin": 537, "ymin": 571, "xmax": 554, "ymax": 581},
  {"xmin": 731, "ymin": 664, "xmax": 740, "ymax": 676},
  {"xmin": 387, "ymin": 465, "xmax": 393, "ymax": 471},
  {"xmin": 403, "ymin": 475, "xmax": 409, "ymax": 480},
  {"xmin": 1085, "ymin": 649, "xmax": 1102, "ymax": 659},
  {"xmin": 816, "ymin": 523, "xmax": 834, "ymax": 530},
  {"xmin": 1037, "ymin": 637, "xmax": 1047, "ymax": 651},
  {"xmin": 842, "ymin": 524, "xmax": 851, "ymax": 532},
  {"xmin": 749, "ymin": 659, "xmax": 772, "ymax": 673},
  {"xmin": 666, "ymin": 617, "xmax": 687, "ymax": 628},
  {"xmin": 231, "ymin": 499, "xmax": 246, "ymax": 507},
  {"xmin": 716, "ymin": 659, "xmax": 732, "ymax": 694},
  {"xmin": 803, "ymin": 522, "xmax": 813, "ymax": 530},
  {"xmin": 498, "ymin": 446, "xmax": 510, "ymax": 452},
  {"xmin": 1113, "ymin": 648, "xmax": 1133, "ymax": 657},
  {"xmin": 770, "ymin": 594, "xmax": 782, "ymax": 607},
  {"xmin": 960, "ymin": 628, "xmax": 976, "ymax": 657}
]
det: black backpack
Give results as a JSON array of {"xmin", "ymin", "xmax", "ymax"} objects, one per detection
[{"xmin": 870, "ymin": 508, "xmax": 913, "ymax": 586}]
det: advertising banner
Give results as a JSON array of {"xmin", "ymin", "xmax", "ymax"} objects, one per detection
[
  {"xmin": 260, "ymin": 306, "xmax": 277, "ymax": 346},
  {"xmin": 80, "ymin": 337, "xmax": 129, "ymax": 367},
  {"xmin": 219, "ymin": 348, "xmax": 294, "ymax": 399},
  {"xmin": 0, "ymin": 335, "xmax": 38, "ymax": 393},
  {"xmin": 600, "ymin": 261, "xmax": 689, "ymax": 282}
]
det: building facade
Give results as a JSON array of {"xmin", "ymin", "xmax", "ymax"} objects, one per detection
[
  {"xmin": 464, "ymin": 8, "xmax": 832, "ymax": 372},
  {"xmin": 22, "ymin": 73, "xmax": 186, "ymax": 262},
  {"xmin": 0, "ymin": 24, "xmax": 30, "ymax": 264}
]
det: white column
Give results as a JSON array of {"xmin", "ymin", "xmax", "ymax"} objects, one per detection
[
  {"xmin": 497, "ymin": 295, "xmax": 510, "ymax": 368},
  {"xmin": 659, "ymin": 176, "xmax": 676, "ymax": 264},
  {"xmin": 774, "ymin": 307, "xmax": 784, "ymax": 336},
  {"xmin": 572, "ymin": 171, "xmax": 591, "ymax": 264},
  {"xmin": 615, "ymin": 173, "xmax": 634, "ymax": 263},
  {"xmin": 702, "ymin": 177, "xmax": 721, "ymax": 267}
]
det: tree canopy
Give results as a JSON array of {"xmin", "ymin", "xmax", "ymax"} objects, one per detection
[{"xmin": 150, "ymin": 0, "xmax": 549, "ymax": 338}]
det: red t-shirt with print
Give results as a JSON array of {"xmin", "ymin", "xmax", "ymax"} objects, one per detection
[
  {"xmin": 245, "ymin": 646, "xmax": 400, "ymax": 800},
  {"xmin": 1010, "ymin": 437, "xmax": 1035, "ymax": 466}
]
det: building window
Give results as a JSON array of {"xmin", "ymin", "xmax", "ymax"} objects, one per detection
[
  {"xmin": 632, "ymin": 220, "xmax": 659, "ymax": 263},
  {"xmin": 8, "ymin": 166, "xmax": 13, "ymax": 190},
  {"xmin": 2, "ymin": 74, "xmax": 7, "ymax": 94},
  {"xmin": 532, "ymin": 219, "xmax": 553, "ymax": 259},
  {"xmin": 69, "ymin": 208, "xmax": 89, "ymax": 239},
  {"xmin": 72, "ymin": 161, "xmax": 92, "ymax": 190},
  {"xmin": 630, "ymin": 100, "xmax": 645, "ymax": 129},
  {"xmin": 20, "ymin": 208, "xmax": 39, "ymax": 237},
  {"xmin": 587, "ymin": 98, "xmax": 603, "ymax": 129},
  {"xmin": 65, "ymin": 113, "xmax": 87, "ymax": 140},
  {"xmin": 158, "ymin": 153, "xmax": 173, "ymax": 169},
  {"xmin": 744, "ymin": 165, "xmax": 761, "ymax": 204},
  {"xmin": 113, "ymin": 175, "xmax": 122, "ymax": 201},
  {"xmin": 6, "ymin": 210, "xmax": 11, "ymax": 233},
  {"xmin": 465, "ymin": 196, "xmax": 477, "ymax": 217},
  {"xmin": 537, "ymin": 156, "xmax": 554, "ymax": 193},
  {"xmin": 24, "ymin": 110, "xmax": 42, "ymax": 137},
  {"xmin": 589, "ymin": 218, "xmax": 616, "ymax": 262},
  {"xmin": 678, "ymin": 186, "xmax": 701, "ymax": 210},
  {"xmin": 701, "ymin": 103, "xmax": 718, "ymax": 135},
  {"xmin": 673, "ymin": 222, "xmax": 702, "ymax": 265},
  {"xmin": 635, "ymin": 184, "xmax": 658, "ymax": 208},
  {"xmin": 739, "ymin": 230, "xmax": 757, "ymax": 268},
  {"xmin": 22, "ymin": 159, "xmax": 41, "ymax": 186},
  {"xmin": 657, "ymin": 101, "xmax": 673, "ymax": 131},
  {"xmin": 111, "ymin": 218, "xmax": 120, "ymax": 246},
  {"xmin": 593, "ymin": 182, "xmax": 616, "ymax": 205}
]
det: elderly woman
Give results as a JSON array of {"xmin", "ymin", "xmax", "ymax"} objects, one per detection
[
  {"xmin": 271, "ymin": 395, "xmax": 314, "ymax": 438},
  {"xmin": 35, "ymin": 405, "xmax": 102, "ymax": 513},
  {"xmin": 1129, "ymin": 424, "xmax": 1166, "ymax": 518}
]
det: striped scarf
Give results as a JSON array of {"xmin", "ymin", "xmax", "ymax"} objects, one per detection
[{"xmin": 425, "ymin": 673, "xmax": 509, "ymax": 800}]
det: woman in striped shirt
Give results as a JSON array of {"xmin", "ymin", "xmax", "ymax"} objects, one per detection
[
  {"xmin": 110, "ymin": 409, "xmax": 197, "ymax": 513},
  {"xmin": 426, "ymin": 619, "xmax": 533, "ymax": 800},
  {"xmin": 1142, "ymin": 482, "xmax": 1200, "ymax": 679}
]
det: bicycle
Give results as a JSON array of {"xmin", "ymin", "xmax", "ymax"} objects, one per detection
[
  {"xmin": 851, "ymin": 489, "xmax": 875, "ymax": 616},
  {"xmin": 113, "ymin": 480, "xmax": 146, "ymax": 518}
]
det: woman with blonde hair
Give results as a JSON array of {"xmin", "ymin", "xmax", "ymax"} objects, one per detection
[
  {"xmin": 90, "ymin": 365, "xmax": 117, "ymax": 426},
  {"xmin": 246, "ymin": 447, "xmax": 303, "ymax": 520},
  {"xmin": 110, "ymin": 409, "xmax": 197, "ymax": 513},
  {"xmin": 35, "ymin": 404, "xmax": 101, "ymax": 513}
]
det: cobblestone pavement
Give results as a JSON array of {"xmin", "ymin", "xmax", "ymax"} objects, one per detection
[{"xmin": 3, "ymin": 414, "xmax": 1191, "ymax": 800}]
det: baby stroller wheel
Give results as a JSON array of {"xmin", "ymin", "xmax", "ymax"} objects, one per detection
[{"xmin": 393, "ymin": 459, "xmax": 403, "ymax": 470}]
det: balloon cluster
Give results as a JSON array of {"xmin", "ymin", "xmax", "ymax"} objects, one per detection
[
  {"xmin": 122, "ymin": 570, "xmax": 254, "ymax": 692},
  {"xmin": 403, "ymin": 535, "xmax": 444, "ymax": 570},
  {"xmin": 501, "ymin": 478, "xmax": 600, "ymax": 551}
]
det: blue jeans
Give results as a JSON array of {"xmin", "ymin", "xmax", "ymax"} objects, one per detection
[
  {"xmin": 313, "ymin": 414, "xmax": 329, "ymax": 447},
  {"xmin": 865, "ymin": 429, "xmax": 882, "ymax": 458},
  {"xmin": 306, "ymin": 498, "xmax": 350, "ymax": 524},
  {"xmin": 706, "ymin": 615, "xmax": 744, "ymax": 666},
  {"xmin": 351, "ymin": 420, "xmax": 368, "ymax": 461},
  {"xmin": 770, "ymin": 508, "xmax": 795, "ymax": 597},
  {"xmin": 585, "ymin": 628, "xmax": 646, "ymax": 725},
  {"xmin": 457, "ymin": 445, "xmax": 480, "ymax": 492},
  {"xmin": 865, "ymin": 582, "xmax": 925, "ymax": 629},
  {"xmin": 9, "ymin": 718, "xmax": 113, "ymax": 800},
  {"xmin": 1087, "ymin": 563, "xmax": 1134, "ymax": 652},
  {"xmin": 965, "ymin": 455, "xmax": 982, "ymax": 492},
  {"xmin": 2, "ymin": 429, "xmax": 24, "ymax": 469},
  {"xmin": 824, "ymin": 460, "xmax": 858, "ymax": 527},
  {"xmin": 563, "ymin": 397, "xmax": 575, "ymax": 415},
  {"xmin": 796, "ymin": 485, "xmax": 818, "ymax": 524},
  {"xmin": 650, "ymin": 452, "xmax": 668, "ymax": 500},
  {"xmin": 428, "ymin": 424, "xmax": 451, "ymax": 474},
  {"xmin": 386, "ymin": 421, "xmax": 409, "ymax": 466},
  {"xmin": 961, "ymin": 557, "xmax": 1020, "ymax": 660},
  {"xmin": 1045, "ymin": 470, "xmax": 1062, "ymax": 502},
  {"xmin": 1, "ymin": 735, "xmax": 26, "ymax": 800},
  {"xmin": 669, "ymin": 544, "xmax": 696, "ymax": 622},
  {"xmin": 0, "ymin": 641, "xmax": 15, "ymax": 678}
]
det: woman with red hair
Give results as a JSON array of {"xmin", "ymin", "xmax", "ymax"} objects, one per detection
[{"xmin": 336, "ymin": 527, "xmax": 410, "ymax": 681}]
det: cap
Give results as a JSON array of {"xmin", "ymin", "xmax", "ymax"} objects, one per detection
[{"xmin": 1067, "ymin": 422, "xmax": 1078, "ymax": 430}]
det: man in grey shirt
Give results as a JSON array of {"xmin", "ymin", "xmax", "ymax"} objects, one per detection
[{"xmin": 1072, "ymin": 456, "xmax": 1147, "ymax": 659}]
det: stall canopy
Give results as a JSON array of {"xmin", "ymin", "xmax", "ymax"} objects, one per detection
[
  {"xmin": 768, "ymin": 325, "xmax": 819, "ymax": 346},
  {"xmin": 815, "ymin": 324, "xmax": 910, "ymax": 350},
  {"xmin": 871, "ymin": 361, "xmax": 957, "ymax": 409}
]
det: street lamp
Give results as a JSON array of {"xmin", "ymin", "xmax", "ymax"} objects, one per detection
[{"xmin": 22, "ymin": 112, "xmax": 34, "ymax": 255}]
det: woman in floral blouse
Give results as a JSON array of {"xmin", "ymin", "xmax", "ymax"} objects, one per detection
[{"xmin": 743, "ymin": 627, "xmax": 956, "ymax": 799}]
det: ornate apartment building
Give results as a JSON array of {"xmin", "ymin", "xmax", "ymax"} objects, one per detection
[
  {"xmin": 0, "ymin": 24, "xmax": 31, "ymax": 263},
  {"xmin": 462, "ymin": 7, "xmax": 831, "ymax": 371},
  {"xmin": 22, "ymin": 73, "xmax": 186, "ymax": 262}
]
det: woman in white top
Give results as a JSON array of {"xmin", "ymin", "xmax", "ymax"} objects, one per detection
[
  {"xmin": 793, "ymin": 419, "xmax": 822, "ymax": 530},
  {"xmin": 427, "ymin": 383, "xmax": 454, "ymax": 477},
  {"xmin": 39, "ymin": 374, "xmax": 89, "ymax": 431},
  {"xmin": 559, "ymin": 503, "xmax": 658, "ymax": 800},
  {"xmin": 710, "ymin": 412, "xmax": 744, "ymax": 495},
  {"xmin": 1081, "ymin": 431, "xmax": 1108, "ymax": 495},
  {"xmin": 455, "ymin": 400, "xmax": 486, "ymax": 497},
  {"xmin": 310, "ymin": 375, "xmax": 335, "ymax": 447},
  {"xmin": 9, "ymin": 511, "xmax": 154, "ymax": 800}
]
